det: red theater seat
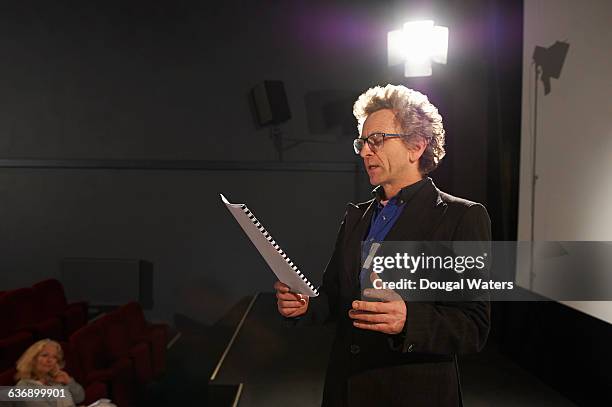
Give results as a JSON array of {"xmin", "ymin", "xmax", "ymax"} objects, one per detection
[
  {"xmin": 69, "ymin": 321, "xmax": 137, "ymax": 407},
  {"xmin": 82, "ymin": 381, "xmax": 109, "ymax": 406},
  {"xmin": 2, "ymin": 288, "xmax": 63, "ymax": 340},
  {"xmin": 0, "ymin": 331, "xmax": 32, "ymax": 371},
  {"xmin": 118, "ymin": 302, "xmax": 168, "ymax": 377},
  {"xmin": 32, "ymin": 279, "xmax": 88, "ymax": 337},
  {"xmin": 63, "ymin": 342, "xmax": 109, "ymax": 405},
  {"xmin": 0, "ymin": 293, "xmax": 34, "ymax": 370},
  {"xmin": 99, "ymin": 312, "xmax": 154, "ymax": 385},
  {"xmin": 0, "ymin": 367, "xmax": 16, "ymax": 386}
]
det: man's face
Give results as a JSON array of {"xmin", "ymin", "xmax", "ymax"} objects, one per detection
[{"xmin": 359, "ymin": 109, "xmax": 413, "ymax": 187}]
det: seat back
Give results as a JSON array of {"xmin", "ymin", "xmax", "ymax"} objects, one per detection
[
  {"xmin": 0, "ymin": 331, "xmax": 33, "ymax": 371},
  {"xmin": 0, "ymin": 293, "xmax": 12, "ymax": 338},
  {"xmin": 62, "ymin": 341, "xmax": 86, "ymax": 384},
  {"xmin": 69, "ymin": 321, "xmax": 109, "ymax": 378},
  {"xmin": 3, "ymin": 288, "xmax": 37, "ymax": 332},
  {"xmin": 0, "ymin": 368, "xmax": 16, "ymax": 386},
  {"xmin": 118, "ymin": 302, "xmax": 147, "ymax": 342},
  {"xmin": 98, "ymin": 312, "xmax": 131, "ymax": 362},
  {"xmin": 32, "ymin": 279, "xmax": 68, "ymax": 319}
]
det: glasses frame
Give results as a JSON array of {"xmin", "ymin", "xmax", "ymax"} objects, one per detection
[{"xmin": 353, "ymin": 132, "xmax": 409, "ymax": 155}]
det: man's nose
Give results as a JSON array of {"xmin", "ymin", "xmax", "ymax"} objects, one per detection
[{"xmin": 359, "ymin": 141, "xmax": 373, "ymax": 158}]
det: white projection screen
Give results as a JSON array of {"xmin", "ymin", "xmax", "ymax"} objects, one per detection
[{"xmin": 518, "ymin": 0, "xmax": 612, "ymax": 323}]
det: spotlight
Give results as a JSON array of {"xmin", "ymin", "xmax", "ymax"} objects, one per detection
[{"xmin": 387, "ymin": 20, "xmax": 449, "ymax": 77}]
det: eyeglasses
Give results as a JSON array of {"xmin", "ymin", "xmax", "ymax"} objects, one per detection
[{"xmin": 353, "ymin": 132, "xmax": 408, "ymax": 154}]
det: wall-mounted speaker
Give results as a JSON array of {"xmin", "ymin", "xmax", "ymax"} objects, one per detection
[{"xmin": 252, "ymin": 80, "xmax": 291, "ymax": 126}]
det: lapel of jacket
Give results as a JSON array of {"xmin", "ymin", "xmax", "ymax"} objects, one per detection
[
  {"xmin": 384, "ymin": 178, "xmax": 447, "ymax": 242},
  {"xmin": 343, "ymin": 199, "xmax": 376, "ymax": 291}
]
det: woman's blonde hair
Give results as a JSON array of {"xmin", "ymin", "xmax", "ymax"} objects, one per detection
[
  {"xmin": 353, "ymin": 84, "xmax": 446, "ymax": 174},
  {"xmin": 15, "ymin": 339, "xmax": 65, "ymax": 381}
]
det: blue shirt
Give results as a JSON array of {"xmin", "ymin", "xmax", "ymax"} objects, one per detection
[{"xmin": 359, "ymin": 178, "xmax": 429, "ymax": 289}]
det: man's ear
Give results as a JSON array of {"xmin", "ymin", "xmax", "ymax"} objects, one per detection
[{"xmin": 408, "ymin": 138, "xmax": 427, "ymax": 163}]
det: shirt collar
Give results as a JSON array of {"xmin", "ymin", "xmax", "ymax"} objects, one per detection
[{"xmin": 372, "ymin": 177, "xmax": 430, "ymax": 205}]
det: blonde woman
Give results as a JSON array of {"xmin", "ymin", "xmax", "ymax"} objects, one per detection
[{"xmin": 14, "ymin": 339, "xmax": 84, "ymax": 407}]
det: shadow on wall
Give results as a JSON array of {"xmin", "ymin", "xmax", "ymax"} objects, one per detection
[{"xmin": 304, "ymin": 90, "xmax": 360, "ymax": 138}]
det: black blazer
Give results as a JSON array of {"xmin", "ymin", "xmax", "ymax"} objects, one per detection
[{"xmin": 305, "ymin": 178, "xmax": 491, "ymax": 407}]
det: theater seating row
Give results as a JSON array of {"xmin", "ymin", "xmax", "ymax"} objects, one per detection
[
  {"xmin": 0, "ymin": 279, "xmax": 87, "ymax": 372},
  {"xmin": 68, "ymin": 302, "xmax": 169, "ymax": 406},
  {"xmin": 0, "ymin": 279, "xmax": 104, "ymax": 404},
  {"xmin": 1, "ymin": 279, "xmax": 169, "ymax": 406}
]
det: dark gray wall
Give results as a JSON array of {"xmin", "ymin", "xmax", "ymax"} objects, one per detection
[
  {"xmin": 1, "ymin": 168, "xmax": 359, "ymax": 323},
  {"xmin": 1, "ymin": 0, "xmax": 491, "ymax": 325}
]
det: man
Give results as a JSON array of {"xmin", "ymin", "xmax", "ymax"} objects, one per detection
[{"xmin": 274, "ymin": 84, "xmax": 491, "ymax": 406}]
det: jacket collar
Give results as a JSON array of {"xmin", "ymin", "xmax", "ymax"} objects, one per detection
[
  {"xmin": 371, "ymin": 177, "xmax": 430, "ymax": 205},
  {"xmin": 351, "ymin": 177, "xmax": 446, "ymax": 243},
  {"xmin": 384, "ymin": 177, "xmax": 446, "ymax": 241}
]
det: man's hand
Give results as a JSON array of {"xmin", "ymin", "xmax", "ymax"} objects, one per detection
[
  {"xmin": 274, "ymin": 281, "xmax": 309, "ymax": 318},
  {"xmin": 348, "ymin": 288, "xmax": 406, "ymax": 334}
]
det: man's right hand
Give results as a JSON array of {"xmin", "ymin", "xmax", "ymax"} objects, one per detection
[{"xmin": 274, "ymin": 281, "xmax": 309, "ymax": 318}]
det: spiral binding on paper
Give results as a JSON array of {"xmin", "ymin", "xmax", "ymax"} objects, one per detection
[{"xmin": 242, "ymin": 205, "xmax": 318, "ymax": 295}]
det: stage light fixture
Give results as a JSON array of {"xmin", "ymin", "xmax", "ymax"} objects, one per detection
[{"xmin": 387, "ymin": 20, "xmax": 448, "ymax": 77}]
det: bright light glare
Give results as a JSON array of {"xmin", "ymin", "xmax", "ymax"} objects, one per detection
[
  {"xmin": 431, "ymin": 25, "xmax": 449, "ymax": 64},
  {"xmin": 404, "ymin": 59, "xmax": 432, "ymax": 77},
  {"xmin": 403, "ymin": 20, "xmax": 434, "ymax": 64},
  {"xmin": 387, "ymin": 20, "xmax": 449, "ymax": 77},
  {"xmin": 387, "ymin": 30, "xmax": 406, "ymax": 66}
]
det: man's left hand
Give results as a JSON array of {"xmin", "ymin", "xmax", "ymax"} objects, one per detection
[{"xmin": 349, "ymin": 288, "xmax": 406, "ymax": 334}]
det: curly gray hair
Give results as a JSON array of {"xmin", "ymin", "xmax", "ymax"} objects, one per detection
[{"xmin": 353, "ymin": 84, "xmax": 446, "ymax": 174}]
